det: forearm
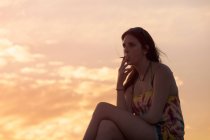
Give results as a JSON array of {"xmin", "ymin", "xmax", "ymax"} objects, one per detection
[
  {"xmin": 116, "ymin": 57, "xmax": 133, "ymax": 111},
  {"xmin": 116, "ymin": 90, "xmax": 128, "ymax": 111}
]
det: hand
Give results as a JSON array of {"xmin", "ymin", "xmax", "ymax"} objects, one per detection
[{"xmin": 117, "ymin": 57, "xmax": 133, "ymax": 89}]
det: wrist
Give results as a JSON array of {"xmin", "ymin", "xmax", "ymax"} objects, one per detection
[
  {"xmin": 116, "ymin": 87, "xmax": 124, "ymax": 92},
  {"xmin": 116, "ymin": 82, "xmax": 123, "ymax": 88}
]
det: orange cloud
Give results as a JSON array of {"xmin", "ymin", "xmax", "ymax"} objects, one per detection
[
  {"xmin": 0, "ymin": 39, "xmax": 117, "ymax": 139},
  {"xmin": 0, "ymin": 38, "xmax": 44, "ymax": 66}
]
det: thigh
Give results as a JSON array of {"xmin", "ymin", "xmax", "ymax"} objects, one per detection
[
  {"xmin": 94, "ymin": 102, "xmax": 157, "ymax": 140},
  {"xmin": 96, "ymin": 120, "xmax": 126, "ymax": 140}
]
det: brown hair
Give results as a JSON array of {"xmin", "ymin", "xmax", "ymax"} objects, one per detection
[{"xmin": 122, "ymin": 27, "xmax": 162, "ymax": 90}]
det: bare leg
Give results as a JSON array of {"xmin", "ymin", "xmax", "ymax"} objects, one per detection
[
  {"xmin": 96, "ymin": 120, "xmax": 126, "ymax": 140},
  {"xmin": 83, "ymin": 102, "xmax": 157, "ymax": 140}
]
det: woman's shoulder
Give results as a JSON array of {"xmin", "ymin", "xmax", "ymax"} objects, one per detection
[
  {"xmin": 151, "ymin": 62, "xmax": 174, "ymax": 82},
  {"xmin": 152, "ymin": 62, "xmax": 178, "ymax": 96},
  {"xmin": 152, "ymin": 62, "xmax": 172, "ymax": 75}
]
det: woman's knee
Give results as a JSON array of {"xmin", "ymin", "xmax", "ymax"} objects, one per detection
[
  {"xmin": 99, "ymin": 120, "xmax": 117, "ymax": 132},
  {"xmin": 96, "ymin": 120, "xmax": 119, "ymax": 139},
  {"xmin": 96, "ymin": 102, "xmax": 110, "ymax": 110},
  {"xmin": 93, "ymin": 102, "xmax": 110, "ymax": 118}
]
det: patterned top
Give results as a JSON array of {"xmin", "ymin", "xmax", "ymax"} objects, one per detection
[{"xmin": 132, "ymin": 89, "xmax": 185, "ymax": 139}]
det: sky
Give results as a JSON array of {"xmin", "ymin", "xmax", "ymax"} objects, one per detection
[{"xmin": 0, "ymin": 0, "xmax": 210, "ymax": 139}]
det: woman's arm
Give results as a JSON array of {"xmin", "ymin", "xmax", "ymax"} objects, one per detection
[
  {"xmin": 117, "ymin": 86, "xmax": 133, "ymax": 112},
  {"xmin": 116, "ymin": 90, "xmax": 126, "ymax": 109},
  {"xmin": 116, "ymin": 57, "xmax": 133, "ymax": 111},
  {"xmin": 141, "ymin": 64, "xmax": 174, "ymax": 124}
]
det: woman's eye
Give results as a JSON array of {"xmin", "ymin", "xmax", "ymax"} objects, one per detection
[
  {"xmin": 129, "ymin": 43, "xmax": 135, "ymax": 47},
  {"xmin": 122, "ymin": 42, "xmax": 136, "ymax": 48}
]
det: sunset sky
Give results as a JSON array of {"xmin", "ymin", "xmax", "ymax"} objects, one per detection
[{"xmin": 0, "ymin": 0, "xmax": 210, "ymax": 139}]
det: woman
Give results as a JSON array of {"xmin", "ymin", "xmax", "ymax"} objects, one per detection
[{"xmin": 83, "ymin": 27, "xmax": 185, "ymax": 140}]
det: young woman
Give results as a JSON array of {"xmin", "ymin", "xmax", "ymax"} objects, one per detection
[{"xmin": 83, "ymin": 27, "xmax": 185, "ymax": 140}]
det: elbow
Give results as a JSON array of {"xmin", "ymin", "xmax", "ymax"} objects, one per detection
[
  {"xmin": 145, "ymin": 113, "xmax": 162, "ymax": 124},
  {"xmin": 149, "ymin": 116, "xmax": 161, "ymax": 124}
]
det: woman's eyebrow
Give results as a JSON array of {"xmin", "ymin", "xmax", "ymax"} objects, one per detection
[
  {"xmin": 122, "ymin": 41, "xmax": 135, "ymax": 47},
  {"xmin": 128, "ymin": 42, "xmax": 135, "ymax": 45}
]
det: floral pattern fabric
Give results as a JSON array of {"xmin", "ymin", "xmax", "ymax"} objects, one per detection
[{"xmin": 132, "ymin": 89, "xmax": 185, "ymax": 140}]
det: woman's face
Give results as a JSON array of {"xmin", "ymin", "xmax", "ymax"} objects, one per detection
[{"xmin": 122, "ymin": 34, "xmax": 147, "ymax": 65}]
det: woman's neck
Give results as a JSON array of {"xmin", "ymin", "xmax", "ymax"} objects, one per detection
[{"xmin": 134, "ymin": 59, "xmax": 150, "ymax": 80}]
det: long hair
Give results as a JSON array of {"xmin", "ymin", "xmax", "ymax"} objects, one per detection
[{"xmin": 122, "ymin": 27, "xmax": 162, "ymax": 90}]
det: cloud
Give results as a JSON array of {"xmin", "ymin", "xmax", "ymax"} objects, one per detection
[
  {"xmin": 57, "ymin": 66, "xmax": 117, "ymax": 82},
  {"xmin": 73, "ymin": 80, "xmax": 114, "ymax": 96},
  {"xmin": 48, "ymin": 61, "xmax": 63, "ymax": 66},
  {"xmin": 20, "ymin": 67, "xmax": 47, "ymax": 74},
  {"xmin": 0, "ymin": 28, "xmax": 9, "ymax": 35},
  {"xmin": 6, "ymin": 110, "xmax": 91, "ymax": 140},
  {"xmin": 0, "ymin": 73, "xmax": 19, "ymax": 86},
  {"xmin": 0, "ymin": 56, "xmax": 117, "ymax": 140},
  {"xmin": 0, "ymin": 38, "xmax": 44, "ymax": 66}
]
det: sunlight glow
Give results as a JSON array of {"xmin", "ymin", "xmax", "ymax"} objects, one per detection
[{"xmin": 0, "ymin": 0, "xmax": 209, "ymax": 139}]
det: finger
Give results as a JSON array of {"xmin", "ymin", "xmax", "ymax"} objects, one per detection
[
  {"xmin": 124, "ymin": 68, "xmax": 133, "ymax": 74},
  {"xmin": 124, "ymin": 66, "xmax": 132, "ymax": 70},
  {"xmin": 122, "ymin": 63, "xmax": 129, "ymax": 69},
  {"xmin": 120, "ymin": 57, "xmax": 127, "ymax": 67},
  {"xmin": 124, "ymin": 65, "xmax": 133, "ymax": 72},
  {"xmin": 120, "ymin": 63, "xmax": 128, "ymax": 71},
  {"xmin": 124, "ymin": 71, "xmax": 132, "ymax": 77}
]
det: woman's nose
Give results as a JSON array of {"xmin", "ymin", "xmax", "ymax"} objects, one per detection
[
  {"xmin": 124, "ymin": 47, "xmax": 128, "ymax": 54},
  {"xmin": 124, "ymin": 50, "xmax": 128, "ymax": 56}
]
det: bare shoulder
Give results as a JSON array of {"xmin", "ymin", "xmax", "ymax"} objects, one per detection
[
  {"xmin": 152, "ymin": 62, "xmax": 178, "ymax": 95},
  {"xmin": 152, "ymin": 62, "xmax": 173, "ymax": 76}
]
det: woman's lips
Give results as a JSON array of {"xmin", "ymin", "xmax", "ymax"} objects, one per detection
[
  {"xmin": 120, "ymin": 55, "xmax": 130, "ymax": 62},
  {"xmin": 125, "ymin": 56, "xmax": 129, "ymax": 61}
]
